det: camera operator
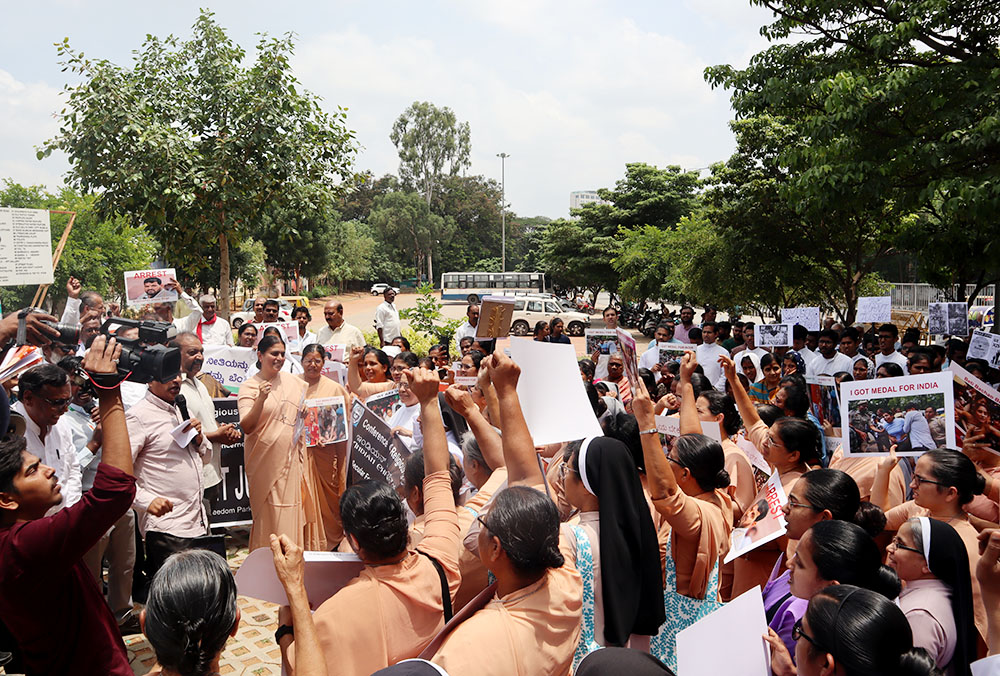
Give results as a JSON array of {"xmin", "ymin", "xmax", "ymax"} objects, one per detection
[
  {"xmin": 0, "ymin": 335, "xmax": 137, "ymax": 675},
  {"xmin": 0, "ymin": 308, "xmax": 61, "ymax": 351}
]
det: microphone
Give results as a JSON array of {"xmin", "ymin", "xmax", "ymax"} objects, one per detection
[{"xmin": 175, "ymin": 393, "xmax": 190, "ymax": 421}]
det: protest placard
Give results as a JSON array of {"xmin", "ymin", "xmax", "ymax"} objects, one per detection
[
  {"xmin": 510, "ymin": 339, "xmax": 603, "ymax": 446},
  {"xmin": 475, "ymin": 296, "xmax": 516, "ymax": 340},
  {"xmin": 211, "ymin": 398, "xmax": 252, "ymax": 526},
  {"xmin": 0, "ymin": 207, "xmax": 54, "ymax": 286},
  {"xmin": 348, "ymin": 399, "xmax": 411, "ymax": 491},
  {"xmin": 303, "ymin": 396, "xmax": 348, "ymax": 446},
  {"xmin": 754, "ymin": 323, "xmax": 791, "ymax": 348},
  {"xmin": 857, "ymin": 295, "xmax": 892, "ymax": 323},
  {"xmin": 585, "ymin": 329, "xmax": 619, "ymax": 355},
  {"xmin": 365, "ymin": 388, "xmax": 403, "ymax": 425},
  {"xmin": 324, "ymin": 344, "xmax": 346, "ymax": 362},
  {"xmin": 251, "ymin": 321, "xmax": 299, "ymax": 349},
  {"xmin": 202, "ymin": 345, "xmax": 254, "ymax": 394},
  {"xmin": 928, "ymin": 302, "xmax": 969, "ymax": 336},
  {"xmin": 321, "ymin": 360, "xmax": 348, "ymax": 386},
  {"xmin": 654, "ymin": 414, "xmax": 722, "ymax": 444},
  {"xmin": 235, "ymin": 547, "xmax": 363, "ymax": 607},
  {"xmin": 781, "ymin": 306, "xmax": 820, "ymax": 331},
  {"xmin": 0, "ymin": 345, "xmax": 43, "ymax": 383},
  {"xmin": 124, "ymin": 268, "xmax": 178, "ymax": 307},
  {"xmin": 676, "ymin": 588, "xmax": 770, "ymax": 676},
  {"xmin": 806, "ymin": 375, "xmax": 842, "ymax": 452},
  {"xmin": 841, "ymin": 372, "xmax": 956, "ymax": 457},
  {"xmin": 968, "ymin": 329, "xmax": 1000, "ymax": 367},
  {"xmin": 724, "ymin": 470, "xmax": 788, "ymax": 564},
  {"xmin": 950, "ymin": 363, "xmax": 1000, "ymax": 457},
  {"xmin": 658, "ymin": 343, "xmax": 695, "ymax": 365},
  {"xmin": 616, "ymin": 328, "xmax": 640, "ymax": 392}
]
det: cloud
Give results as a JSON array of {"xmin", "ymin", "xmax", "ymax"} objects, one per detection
[{"xmin": 0, "ymin": 69, "xmax": 68, "ymax": 190}]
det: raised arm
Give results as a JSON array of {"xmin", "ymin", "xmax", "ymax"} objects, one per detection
[
  {"xmin": 870, "ymin": 448, "xmax": 898, "ymax": 513},
  {"xmin": 83, "ymin": 335, "xmax": 131, "ymax": 476},
  {"xmin": 476, "ymin": 363, "xmax": 502, "ymax": 426},
  {"xmin": 406, "ymin": 367, "xmax": 449, "ymax": 475},
  {"xmin": 486, "ymin": 350, "xmax": 543, "ymax": 488},
  {"xmin": 346, "ymin": 345, "xmax": 365, "ymax": 395},
  {"xmin": 444, "ymin": 385, "xmax": 505, "ymax": 471},
  {"xmin": 272, "ymin": 534, "xmax": 328, "ymax": 676},
  {"xmin": 721, "ymin": 354, "xmax": 762, "ymax": 430},
  {"xmin": 632, "ymin": 378, "xmax": 679, "ymax": 503},
  {"xmin": 678, "ymin": 352, "xmax": 702, "ymax": 435}
]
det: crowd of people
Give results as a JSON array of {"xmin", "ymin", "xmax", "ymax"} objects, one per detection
[{"xmin": 2, "ymin": 285, "xmax": 1000, "ymax": 676}]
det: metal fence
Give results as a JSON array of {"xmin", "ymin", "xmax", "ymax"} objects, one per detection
[{"xmin": 889, "ymin": 283, "xmax": 995, "ymax": 311}]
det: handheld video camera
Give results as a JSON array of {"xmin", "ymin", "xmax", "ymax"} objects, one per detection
[
  {"xmin": 99, "ymin": 317, "xmax": 181, "ymax": 384},
  {"xmin": 17, "ymin": 307, "xmax": 79, "ymax": 346}
]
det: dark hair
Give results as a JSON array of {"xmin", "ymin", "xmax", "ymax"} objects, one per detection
[
  {"xmin": 429, "ymin": 343, "xmax": 449, "ymax": 357},
  {"xmin": 756, "ymin": 404, "xmax": 784, "ymax": 426},
  {"xmin": 394, "ymin": 351, "xmax": 420, "ymax": 369},
  {"xmin": 792, "ymin": 324, "xmax": 808, "ymax": 341},
  {"xmin": 403, "ymin": 450, "xmax": 464, "ymax": 504},
  {"xmin": 780, "ymin": 383, "xmax": 811, "ymax": 417},
  {"xmin": 465, "ymin": 349, "xmax": 486, "ymax": 371},
  {"xmin": 819, "ymin": 329, "xmax": 839, "ymax": 343},
  {"xmin": 458, "ymin": 336, "xmax": 474, "ymax": 348},
  {"xmin": 603, "ymin": 413, "xmax": 643, "ymax": 472},
  {"xmin": 759, "ymin": 352, "xmax": 778, "ymax": 370},
  {"xmin": 841, "ymin": 326, "xmax": 861, "ymax": 342},
  {"xmin": 483, "ymin": 486, "xmax": 564, "ymax": 575},
  {"xmin": 578, "ymin": 358, "xmax": 596, "ymax": 381},
  {"xmin": 19, "ymin": 363, "xmax": 70, "ymax": 395},
  {"xmin": 805, "ymin": 585, "xmax": 938, "ymax": 676},
  {"xmin": 603, "ymin": 306, "xmax": 618, "ymax": 317},
  {"xmin": 363, "ymin": 347, "xmax": 392, "ymax": 374},
  {"xmin": 908, "ymin": 347, "xmax": 934, "ymax": 369},
  {"xmin": 699, "ymin": 390, "xmax": 741, "ymax": 436},
  {"xmin": 418, "ymin": 356, "xmax": 436, "ymax": 370},
  {"xmin": 549, "ymin": 317, "xmax": 564, "ymax": 332},
  {"xmin": 688, "ymin": 373, "xmax": 712, "ymax": 399},
  {"xmin": 263, "ymin": 299, "xmax": 280, "ymax": 310},
  {"xmin": 533, "ymin": 320, "xmax": 549, "ymax": 337},
  {"xmin": 144, "ymin": 550, "xmax": 237, "ymax": 676},
  {"xmin": 673, "ymin": 434, "xmax": 730, "ymax": 492},
  {"xmin": 878, "ymin": 323, "xmax": 899, "ymax": 339},
  {"xmin": 339, "ymin": 480, "xmax": 409, "ymax": 559},
  {"xmin": 877, "ymin": 362, "xmax": 905, "ymax": 378},
  {"xmin": 145, "ymin": 277, "xmax": 161, "ymax": 284},
  {"xmin": 923, "ymin": 449, "xmax": 986, "ymax": 505},
  {"xmin": 774, "ymin": 417, "xmax": 822, "ymax": 466},
  {"xmin": 301, "ymin": 343, "xmax": 325, "ymax": 360},
  {"xmin": 237, "ymin": 323, "xmax": 258, "ymax": 340},
  {"xmin": 688, "ymin": 327, "xmax": 702, "ymax": 342},
  {"xmin": 808, "ymin": 520, "xmax": 900, "ymax": 599},
  {"xmin": 702, "ymin": 320, "xmax": 718, "ymax": 332},
  {"xmin": 255, "ymin": 334, "xmax": 285, "ymax": 369},
  {"xmin": 393, "ymin": 336, "xmax": 412, "ymax": 350},
  {"xmin": 801, "ymin": 469, "xmax": 885, "ymax": 537},
  {"xmin": 779, "ymin": 373, "xmax": 807, "ymax": 389},
  {"xmin": 291, "ymin": 306, "xmax": 310, "ymax": 320},
  {"xmin": 637, "ymin": 368, "xmax": 657, "ymax": 396},
  {"xmin": 0, "ymin": 436, "xmax": 27, "ymax": 494}
]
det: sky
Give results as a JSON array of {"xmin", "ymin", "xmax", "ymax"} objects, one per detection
[{"xmin": 0, "ymin": 1, "xmax": 778, "ymax": 219}]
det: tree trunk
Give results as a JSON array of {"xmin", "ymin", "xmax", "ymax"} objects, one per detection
[
  {"xmin": 219, "ymin": 231, "xmax": 231, "ymax": 319},
  {"xmin": 428, "ymin": 249, "xmax": 434, "ymax": 289}
]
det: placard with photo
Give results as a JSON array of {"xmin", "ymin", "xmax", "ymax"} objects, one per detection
[
  {"xmin": 124, "ymin": 268, "xmax": 178, "ymax": 307},
  {"xmin": 928, "ymin": 302, "xmax": 969, "ymax": 336},
  {"xmin": 950, "ymin": 363, "xmax": 1000, "ymax": 457},
  {"xmin": 754, "ymin": 323, "xmax": 791, "ymax": 348},
  {"xmin": 303, "ymin": 396, "xmax": 348, "ymax": 446}
]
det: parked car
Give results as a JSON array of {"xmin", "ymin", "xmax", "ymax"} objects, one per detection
[
  {"xmin": 230, "ymin": 298, "xmax": 294, "ymax": 328},
  {"xmin": 508, "ymin": 298, "xmax": 591, "ymax": 336},
  {"xmin": 371, "ymin": 283, "xmax": 401, "ymax": 295}
]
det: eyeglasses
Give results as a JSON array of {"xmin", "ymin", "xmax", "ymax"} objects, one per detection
[
  {"xmin": 792, "ymin": 619, "xmax": 822, "ymax": 650},
  {"xmin": 558, "ymin": 462, "xmax": 579, "ymax": 479},
  {"xmin": 889, "ymin": 536, "xmax": 923, "ymax": 555},
  {"xmin": 665, "ymin": 454, "xmax": 685, "ymax": 468},
  {"xmin": 786, "ymin": 499, "xmax": 818, "ymax": 511},
  {"xmin": 912, "ymin": 473, "xmax": 949, "ymax": 488},
  {"xmin": 39, "ymin": 396, "xmax": 71, "ymax": 409}
]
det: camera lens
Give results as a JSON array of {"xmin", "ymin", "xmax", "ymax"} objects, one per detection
[{"xmin": 41, "ymin": 320, "xmax": 80, "ymax": 346}]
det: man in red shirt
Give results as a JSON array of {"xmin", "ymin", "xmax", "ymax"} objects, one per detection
[{"xmin": 0, "ymin": 335, "xmax": 136, "ymax": 675}]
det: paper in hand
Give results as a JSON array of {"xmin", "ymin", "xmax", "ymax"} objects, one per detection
[
  {"xmin": 724, "ymin": 470, "xmax": 788, "ymax": 564},
  {"xmin": 170, "ymin": 420, "xmax": 198, "ymax": 448}
]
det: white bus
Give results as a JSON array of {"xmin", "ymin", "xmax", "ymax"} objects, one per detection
[{"xmin": 440, "ymin": 271, "xmax": 546, "ymax": 304}]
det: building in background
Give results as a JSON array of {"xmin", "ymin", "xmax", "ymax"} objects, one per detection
[{"xmin": 570, "ymin": 190, "xmax": 609, "ymax": 210}]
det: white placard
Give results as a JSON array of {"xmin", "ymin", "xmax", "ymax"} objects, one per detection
[
  {"xmin": 0, "ymin": 207, "xmax": 53, "ymax": 286},
  {"xmin": 677, "ymin": 587, "xmax": 770, "ymax": 676},
  {"xmin": 841, "ymin": 372, "xmax": 956, "ymax": 456},
  {"xmin": 202, "ymin": 345, "xmax": 255, "ymax": 393},
  {"xmin": 754, "ymin": 323, "xmax": 792, "ymax": 347},
  {"xmin": 928, "ymin": 302, "xmax": 969, "ymax": 336},
  {"xmin": 124, "ymin": 268, "xmax": 178, "ymax": 307},
  {"xmin": 968, "ymin": 329, "xmax": 1000, "ymax": 367},
  {"xmin": 857, "ymin": 295, "xmax": 892, "ymax": 323},
  {"xmin": 654, "ymin": 414, "xmax": 723, "ymax": 443},
  {"xmin": 510, "ymin": 339, "xmax": 603, "ymax": 446},
  {"xmin": 781, "ymin": 307, "xmax": 820, "ymax": 331},
  {"xmin": 234, "ymin": 547, "xmax": 363, "ymax": 607}
]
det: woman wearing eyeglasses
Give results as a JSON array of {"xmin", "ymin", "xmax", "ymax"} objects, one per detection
[
  {"xmin": 887, "ymin": 517, "xmax": 977, "ymax": 676},
  {"xmin": 872, "ymin": 447, "xmax": 988, "ymax": 643},
  {"xmin": 770, "ymin": 585, "xmax": 938, "ymax": 676}
]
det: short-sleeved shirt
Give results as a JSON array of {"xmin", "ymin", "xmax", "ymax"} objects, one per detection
[{"xmin": 0, "ymin": 463, "xmax": 136, "ymax": 676}]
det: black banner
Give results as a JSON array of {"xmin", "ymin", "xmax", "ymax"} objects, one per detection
[
  {"xmin": 349, "ymin": 399, "xmax": 411, "ymax": 490},
  {"xmin": 211, "ymin": 398, "xmax": 253, "ymax": 526}
]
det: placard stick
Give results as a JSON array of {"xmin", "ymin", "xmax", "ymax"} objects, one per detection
[{"xmin": 30, "ymin": 210, "xmax": 77, "ymax": 308}]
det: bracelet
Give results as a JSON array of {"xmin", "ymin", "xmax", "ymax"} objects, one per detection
[
  {"xmin": 640, "ymin": 428, "xmax": 658, "ymax": 435},
  {"xmin": 274, "ymin": 624, "xmax": 294, "ymax": 643}
]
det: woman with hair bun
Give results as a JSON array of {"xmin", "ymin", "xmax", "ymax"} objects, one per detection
[
  {"xmin": 888, "ymin": 517, "xmax": 977, "ymax": 676},
  {"xmin": 872, "ymin": 448, "xmax": 989, "ymax": 641},
  {"xmin": 770, "ymin": 585, "xmax": 940, "ymax": 676},
  {"xmin": 633, "ymin": 354, "xmax": 732, "ymax": 671}
]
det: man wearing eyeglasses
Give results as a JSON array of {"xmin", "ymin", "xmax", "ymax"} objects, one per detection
[{"xmin": 11, "ymin": 363, "xmax": 82, "ymax": 515}]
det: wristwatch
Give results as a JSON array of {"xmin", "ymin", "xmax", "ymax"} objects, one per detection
[
  {"xmin": 274, "ymin": 624, "xmax": 294, "ymax": 643},
  {"xmin": 640, "ymin": 428, "xmax": 658, "ymax": 435}
]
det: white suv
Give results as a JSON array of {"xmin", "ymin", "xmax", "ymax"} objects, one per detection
[
  {"xmin": 370, "ymin": 283, "xmax": 400, "ymax": 295},
  {"xmin": 508, "ymin": 297, "xmax": 591, "ymax": 336}
]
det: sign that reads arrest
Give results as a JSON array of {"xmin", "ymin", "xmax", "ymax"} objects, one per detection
[{"xmin": 348, "ymin": 399, "xmax": 411, "ymax": 492}]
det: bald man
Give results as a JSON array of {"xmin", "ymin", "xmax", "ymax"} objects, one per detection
[{"xmin": 316, "ymin": 301, "xmax": 365, "ymax": 350}]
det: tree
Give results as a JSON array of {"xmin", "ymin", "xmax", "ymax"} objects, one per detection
[
  {"xmin": 0, "ymin": 181, "xmax": 157, "ymax": 312},
  {"xmin": 368, "ymin": 191, "xmax": 453, "ymax": 284},
  {"xmin": 706, "ymin": 0, "xmax": 1000, "ymax": 325},
  {"xmin": 430, "ymin": 174, "xmax": 503, "ymax": 275},
  {"xmin": 390, "ymin": 101, "xmax": 471, "ymax": 283},
  {"xmin": 539, "ymin": 219, "xmax": 618, "ymax": 302},
  {"xmin": 42, "ymin": 11, "xmax": 357, "ymax": 316},
  {"xmin": 255, "ymin": 202, "xmax": 339, "ymax": 286},
  {"xmin": 579, "ymin": 163, "xmax": 701, "ymax": 233},
  {"xmin": 326, "ymin": 219, "xmax": 377, "ymax": 291}
]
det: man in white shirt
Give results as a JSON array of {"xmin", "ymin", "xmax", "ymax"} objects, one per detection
[
  {"xmin": 12, "ymin": 364, "xmax": 82, "ymax": 514},
  {"xmin": 194, "ymin": 294, "xmax": 233, "ymax": 346},
  {"xmin": 374, "ymin": 288, "xmax": 402, "ymax": 347},
  {"xmin": 151, "ymin": 278, "xmax": 203, "ymax": 333},
  {"xmin": 875, "ymin": 323, "xmax": 909, "ymax": 374},
  {"xmin": 639, "ymin": 323, "xmax": 683, "ymax": 371},
  {"xmin": 809, "ymin": 329, "xmax": 854, "ymax": 376},
  {"xmin": 317, "ymin": 300, "xmax": 366, "ymax": 350},
  {"xmin": 291, "ymin": 306, "xmax": 318, "ymax": 354},
  {"xmin": 453, "ymin": 304, "xmax": 479, "ymax": 353},
  {"xmin": 791, "ymin": 324, "xmax": 817, "ymax": 364},
  {"xmin": 696, "ymin": 322, "xmax": 731, "ymax": 391}
]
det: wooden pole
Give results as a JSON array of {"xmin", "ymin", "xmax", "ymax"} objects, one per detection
[{"xmin": 30, "ymin": 210, "xmax": 77, "ymax": 308}]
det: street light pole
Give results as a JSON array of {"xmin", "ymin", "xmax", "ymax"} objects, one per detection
[{"xmin": 497, "ymin": 152, "xmax": 509, "ymax": 273}]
